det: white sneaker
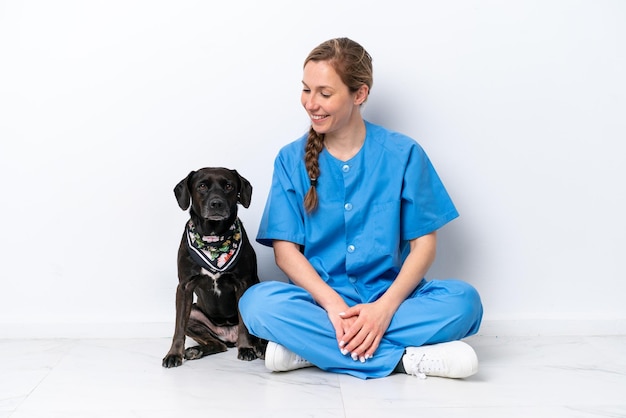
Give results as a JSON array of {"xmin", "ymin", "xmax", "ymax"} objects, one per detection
[
  {"xmin": 265, "ymin": 341, "xmax": 313, "ymax": 372},
  {"xmin": 402, "ymin": 341, "xmax": 478, "ymax": 379}
]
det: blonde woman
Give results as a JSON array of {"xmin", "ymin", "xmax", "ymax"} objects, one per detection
[{"xmin": 240, "ymin": 38, "xmax": 482, "ymax": 380}]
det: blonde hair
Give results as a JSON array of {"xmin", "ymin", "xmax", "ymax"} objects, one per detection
[{"xmin": 303, "ymin": 38, "xmax": 373, "ymax": 213}]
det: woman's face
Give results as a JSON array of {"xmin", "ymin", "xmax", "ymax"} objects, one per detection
[{"xmin": 301, "ymin": 60, "xmax": 365, "ymax": 137}]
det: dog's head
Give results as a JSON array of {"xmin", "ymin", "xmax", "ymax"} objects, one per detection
[{"xmin": 174, "ymin": 168, "xmax": 252, "ymax": 228}]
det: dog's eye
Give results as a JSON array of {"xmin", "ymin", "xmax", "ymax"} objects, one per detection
[
  {"xmin": 224, "ymin": 183, "xmax": 234, "ymax": 192},
  {"xmin": 197, "ymin": 184, "xmax": 208, "ymax": 192}
]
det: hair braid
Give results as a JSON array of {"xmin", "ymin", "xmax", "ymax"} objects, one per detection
[
  {"xmin": 304, "ymin": 127, "xmax": 324, "ymax": 213},
  {"xmin": 301, "ymin": 37, "xmax": 373, "ymax": 214}
]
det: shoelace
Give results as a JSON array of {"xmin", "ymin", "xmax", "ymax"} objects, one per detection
[
  {"xmin": 293, "ymin": 354, "xmax": 311, "ymax": 366},
  {"xmin": 406, "ymin": 353, "xmax": 445, "ymax": 379}
]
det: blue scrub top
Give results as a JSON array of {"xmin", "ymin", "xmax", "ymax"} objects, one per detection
[{"xmin": 257, "ymin": 121, "xmax": 459, "ymax": 303}]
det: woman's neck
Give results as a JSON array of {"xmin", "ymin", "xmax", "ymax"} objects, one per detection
[{"xmin": 324, "ymin": 119, "xmax": 366, "ymax": 161}]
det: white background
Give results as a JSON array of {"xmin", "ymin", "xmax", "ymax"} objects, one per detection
[{"xmin": 1, "ymin": 0, "xmax": 624, "ymax": 336}]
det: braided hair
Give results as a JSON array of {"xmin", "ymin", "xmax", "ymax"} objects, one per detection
[{"xmin": 302, "ymin": 38, "xmax": 373, "ymax": 213}]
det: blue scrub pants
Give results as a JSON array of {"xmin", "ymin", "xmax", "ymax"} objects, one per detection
[{"xmin": 239, "ymin": 278, "xmax": 483, "ymax": 379}]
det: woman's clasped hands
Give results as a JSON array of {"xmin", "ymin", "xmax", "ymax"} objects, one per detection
[{"xmin": 329, "ymin": 301, "xmax": 394, "ymax": 363}]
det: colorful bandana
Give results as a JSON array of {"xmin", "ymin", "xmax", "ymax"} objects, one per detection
[{"xmin": 186, "ymin": 218, "xmax": 242, "ymax": 272}]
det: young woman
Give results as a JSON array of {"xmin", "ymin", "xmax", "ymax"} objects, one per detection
[{"xmin": 239, "ymin": 37, "xmax": 483, "ymax": 380}]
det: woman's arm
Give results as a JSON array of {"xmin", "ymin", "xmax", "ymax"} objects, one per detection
[{"xmin": 377, "ymin": 231, "xmax": 437, "ymax": 313}]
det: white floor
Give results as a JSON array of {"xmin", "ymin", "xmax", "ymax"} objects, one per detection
[{"xmin": 2, "ymin": 334, "xmax": 625, "ymax": 418}]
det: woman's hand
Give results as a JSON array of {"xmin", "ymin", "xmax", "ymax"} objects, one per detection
[
  {"xmin": 335, "ymin": 301, "xmax": 394, "ymax": 362},
  {"xmin": 326, "ymin": 305, "xmax": 356, "ymax": 349}
]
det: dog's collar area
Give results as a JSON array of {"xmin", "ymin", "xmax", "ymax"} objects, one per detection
[{"xmin": 186, "ymin": 218, "xmax": 243, "ymax": 272}]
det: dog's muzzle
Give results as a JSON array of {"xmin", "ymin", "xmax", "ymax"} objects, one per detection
[{"xmin": 202, "ymin": 198, "xmax": 230, "ymax": 220}]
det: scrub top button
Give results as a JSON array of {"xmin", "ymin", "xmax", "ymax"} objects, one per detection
[
  {"xmin": 348, "ymin": 276, "xmax": 357, "ymax": 283},
  {"xmin": 342, "ymin": 164, "xmax": 350, "ymax": 173},
  {"xmin": 344, "ymin": 203, "xmax": 353, "ymax": 211},
  {"xmin": 347, "ymin": 245, "xmax": 355, "ymax": 253}
]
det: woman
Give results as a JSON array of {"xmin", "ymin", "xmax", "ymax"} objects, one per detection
[{"xmin": 239, "ymin": 37, "xmax": 483, "ymax": 380}]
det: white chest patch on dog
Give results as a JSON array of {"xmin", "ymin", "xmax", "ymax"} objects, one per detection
[{"xmin": 201, "ymin": 268, "xmax": 222, "ymax": 296}]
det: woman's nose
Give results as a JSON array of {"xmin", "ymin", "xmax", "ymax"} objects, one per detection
[{"xmin": 303, "ymin": 94, "xmax": 317, "ymax": 110}]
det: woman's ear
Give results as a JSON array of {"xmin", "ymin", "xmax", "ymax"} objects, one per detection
[{"xmin": 354, "ymin": 84, "xmax": 370, "ymax": 106}]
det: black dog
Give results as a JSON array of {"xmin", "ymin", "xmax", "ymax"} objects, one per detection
[{"xmin": 162, "ymin": 167, "xmax": 266, "ymax": 368}]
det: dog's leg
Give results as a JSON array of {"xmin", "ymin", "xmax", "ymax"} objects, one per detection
[
  {"xmin": 184, "ymin": 345, "xmax": 227, "ymax": 361},
  {"xmin": 162, "ymin": 281, "xmax": 196, "ymax": 368},
  {"xmin": 234, "ymin": 284, "xmax": 268, "ymax": 361},
  {"xmin": 183, "ymin": 306, "xmax": 229, "ymax": 360},
  {"xmin": 236, "ymin": 326, "xmax": 267, "ymax": 361}
]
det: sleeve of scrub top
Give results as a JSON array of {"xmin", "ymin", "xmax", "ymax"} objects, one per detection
[
  {"xmin": 256, "ymin": 152, "xmax": 306, "ymax": 248},
  {"xmin": 400, "ymin": 143, "xmax": 459, "ymax": 240}
]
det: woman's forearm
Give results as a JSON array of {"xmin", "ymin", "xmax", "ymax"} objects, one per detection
[
  {"xmin": 377, "ymin": 232, "xmax": 437, "ymax": 312},
  {"xmin": 273, "ymin": 240, "xmax": 348, "ymax": 312}
]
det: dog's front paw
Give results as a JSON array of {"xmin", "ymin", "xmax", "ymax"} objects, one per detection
[
  {"xmin": 162, "ymin": 353, "xmax": 184, "ymax": 368},
  {"xmin": 237, "ymin": 347, "xmax": 259, "ymax": 361}
]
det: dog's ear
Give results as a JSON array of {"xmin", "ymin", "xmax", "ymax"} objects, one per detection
[
  {"xmin": 235, "ymin": 170, "xmax": 253, "ymax": 208},
  {"xmin": 174, "ymin": 171, "xmax": 195, "ymax": 210}
]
